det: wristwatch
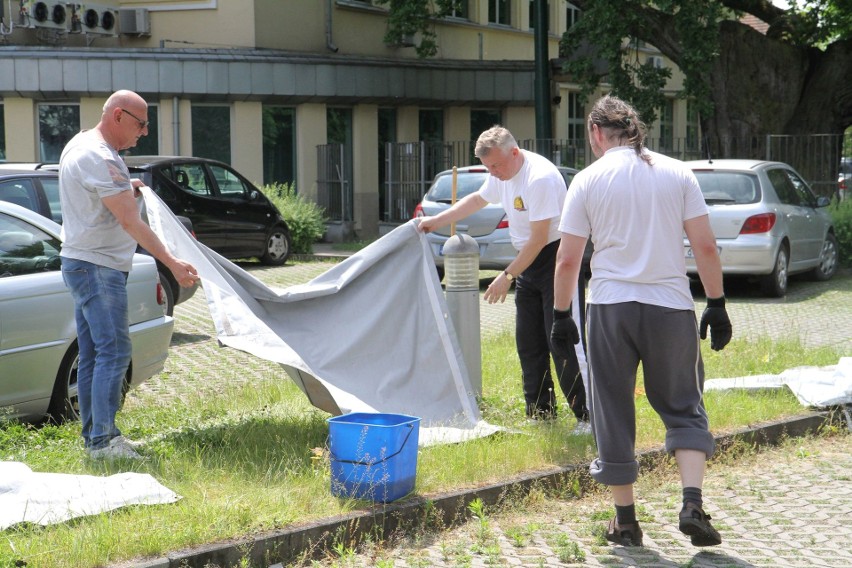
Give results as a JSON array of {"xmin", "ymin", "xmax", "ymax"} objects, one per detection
[{"xmin": 503, "ymin": 270, "xmax": 515, "ymax": 282}]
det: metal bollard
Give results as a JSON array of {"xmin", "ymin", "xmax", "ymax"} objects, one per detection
[{"xmin": 443, "ymin": 232, "xmax": 482, "ymax": 398}]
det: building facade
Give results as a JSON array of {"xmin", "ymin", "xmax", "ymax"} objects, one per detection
[{"xmin": 0, "ymin": 0, "xmax": 690, "ymax": 239}]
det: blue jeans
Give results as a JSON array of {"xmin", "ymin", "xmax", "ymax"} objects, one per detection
[{"xmin": 61, "ymin": 258, "xmax": 131, "ymax": 450}]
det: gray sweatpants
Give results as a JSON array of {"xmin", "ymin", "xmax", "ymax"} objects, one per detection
[{"xmin": 586, "ymin": 302, "xmax": 716, "ymax": 486}]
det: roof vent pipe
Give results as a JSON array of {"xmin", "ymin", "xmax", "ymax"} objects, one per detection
[{"xmin": 326, "ymin": 0, "xmax": 338, "ymax": 53}]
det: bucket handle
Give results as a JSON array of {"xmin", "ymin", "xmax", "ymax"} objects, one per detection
[{"xmin": 329, "ymin": 423, "xmax": 415, "ymax": 467}]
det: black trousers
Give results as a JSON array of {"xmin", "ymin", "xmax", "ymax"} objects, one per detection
[{"xmin": 514, "ymin": 240, "xmax": 588, "ymax": 420}]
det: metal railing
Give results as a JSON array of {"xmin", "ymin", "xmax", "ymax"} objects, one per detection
[
  {"xmin": 319, "ymin": 134, "xmax": 847, "ymax": 225},
  {"xmin": 316, "ymin": 143, "xmax": 351, "ymax": 222}
]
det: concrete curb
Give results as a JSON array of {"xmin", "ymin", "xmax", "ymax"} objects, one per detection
[{"xmin": 123, "ymin": 411, "xmax": 838, "ymax": 568}]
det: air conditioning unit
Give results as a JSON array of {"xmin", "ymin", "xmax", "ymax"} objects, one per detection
[
  {"xmin": 118, "ymin": 8, "xmax": 150, "ymax": 36},
  {"xmin": 72, "ymin": 3, "xmax": 118, "ymax": 36},
  {"xmin": 20, "ymin": 1, "xmax": 69, "ymax": 30}
]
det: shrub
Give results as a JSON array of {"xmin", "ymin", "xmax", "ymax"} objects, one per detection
[
  {"xmin": 829, "ymin": 197, "xmax": 852, "ymax": 268},
  {"xmin": 261, "ymin": 182, "xmax": 328, "ymax": 255}
]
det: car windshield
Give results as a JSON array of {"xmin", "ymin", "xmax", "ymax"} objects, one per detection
[
  {"xmin": 427, "ymin": 172, "xmax": 488, "ymax": 202},
  {"xmin": 693, "ymin": 171, "xmax": 759, "ymax": 205}
]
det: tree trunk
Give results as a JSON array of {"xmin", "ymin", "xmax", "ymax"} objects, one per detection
[{"xmin": 703, "ymin": 21, "xmax": 807, "ymax": 146}]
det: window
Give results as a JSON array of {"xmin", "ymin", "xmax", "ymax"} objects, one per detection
[
  {"xmin": 327, "ymin": 107, "xmax": 354, "ymax": 220},
  {"xmin": 528, "ymin": 0, "xmax": 549, "ymax": 31},
  {"xmin": 658, "ymin": 99, "xmax": 674, "ymax": 152},
  {"xmin": 686, "ymin": 101, "xmax": 700, "ymax": 153},
  {"xmin": 419, "ymin": 109, "xmax": 445, "ymax": 179},
  {"xmin": 489, "ymin": 0, "xmax": 511, "ymax": 25},
  {"xmin": 0, "ymin": 213, "xmax": 62, "ymax": 277},
  {"xmin": 38, "ymin": 104, "xmax": 80, "ymax": 162},
  {"xmin": 566, "ymin": 93, "xmax": 585, "ymax": 142},
  {"xmin": 446, "ymin": 0, "xmax": 469, "ymax": 18},
  {"xmin": 40, "ymin": 176, "xmax": 61, "ymax": 223},
  {"xmin": 470, "ymin": 109, "xmax": 501, "ymax": 163},
  {"xmin": 767, "ymin": 168, "xmax": 800, "ymax": 205},
  {"xmin": 0, "ymin": 103, "xmax": 5, "ymax": 161},
  {"xmin": 262, "ymin": 106, "xmax": 296, "ymax": 187},
  {"xmin": 210, "ymin": 164, "xmax": 250, "ymax": 198},
  {"xmin": 470, "ymin": 109, "xmax": 501, "ymax": 141},
  {"xmin": 128, "ymin": 105, "xmax": 159, "ymax": 156},
  {"xmin": 191, "ymin": 105, "xmax": 230, "ymax": 164},
  {"xmin": 566, "ymin": 2, "xmax": 581, "ymax": 29},
  {"xmin": 169, "ymin": 163, "xmax": 212, "ymax": 196},
  {"xmin": 378, "ymin": 108, "xmax": 396, "ymax": 221}
]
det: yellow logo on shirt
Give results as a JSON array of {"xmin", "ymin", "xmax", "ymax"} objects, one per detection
[{"xmin": 513, "ymin": 196, "xmax": 526, "ymax": 211}]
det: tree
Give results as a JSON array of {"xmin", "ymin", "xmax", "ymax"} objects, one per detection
[
  {"xmin": 375, "ymin": 0, "xmax": 464, "ymax": 58},
  {"xmin": 559, "ymin": 0, "xmax": 852, "ymax": 145}
]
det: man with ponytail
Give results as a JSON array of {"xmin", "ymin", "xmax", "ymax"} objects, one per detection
[{"xmin": 551, "ymin": 95, "xmax": 731, "ymax": 548}]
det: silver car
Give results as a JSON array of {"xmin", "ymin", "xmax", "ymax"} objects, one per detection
[
  {"xmin": 684, "ymin": 159, "xmax": 839, "ymax": 297},
  {"xmin": 0, "ymin": 201, "xmax": 175, "ymax": 423},
  {"xmin": 413, "ymin": 165, "xmax": 578, "ymax": 278}
]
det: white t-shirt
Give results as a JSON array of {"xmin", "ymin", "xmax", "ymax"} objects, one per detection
[
  {"xmin": 559, "ymin": 146, "xmax": 708, "ymax": 310},
  {"xmin": 478, "ymin": 149, "xmax": 565, "ymax": 250},
  {"xmin": 59, "ymin": 130, "xmax": 138, "ymax": 272}
]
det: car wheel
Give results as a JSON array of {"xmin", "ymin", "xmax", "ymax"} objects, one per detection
[
  {"xmin": 810, "ymin": 233, "xmax": 839, "ymax": 281},
  {"xmin": 158, "ymin": 268, "xmax": 176, "ymax": 317},
  {"xmin": 47, "ymin": 343, "xmax": 81, "ymax": 423},
  {"xmin": 261, "ymin": 224, "xmax": 291, "ymax": 266},
  {"xmin": 761, "ymin": 246, "xmax": 789, "ymax": 297},
  {"xmin": 46, "ymin": 342, "xmax": 131, "ymax": 424}
]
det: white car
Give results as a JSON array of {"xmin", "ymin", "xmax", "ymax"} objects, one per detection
[
  {"xmin": 0, "ymin": 201, "xmax": 175, "ymax": 423},
  {"xmin": 684, "ymin": 159, "xmax": 839, "ymax": 297}
]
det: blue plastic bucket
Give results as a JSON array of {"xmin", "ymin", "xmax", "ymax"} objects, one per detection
[{"xmin": 327, "ymin": 412, "xmax": 421, "ymax": 503}]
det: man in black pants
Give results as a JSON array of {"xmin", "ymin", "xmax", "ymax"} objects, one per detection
[{"xmin": 418, "ymin": 126, "xmax": 589, "ymax": 432}]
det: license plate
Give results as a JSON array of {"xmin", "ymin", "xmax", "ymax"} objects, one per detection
[{"xmin": 686, "ymin": 246, "xmax": 721, "ymax": 258}]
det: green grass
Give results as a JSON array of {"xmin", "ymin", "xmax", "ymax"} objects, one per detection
[{"xmin": 0, "ymin": 332, "xmax": 843, "ymax": 567}]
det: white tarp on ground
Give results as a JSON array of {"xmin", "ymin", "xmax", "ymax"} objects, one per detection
[
  {"xmin": 704, "ymin": 357, "xmax": 852, "ymax": 407},
  {"xmin": 141, "ymin": 188, "xmax": 500, "ymax": 446},
  {"xmin": 0, "ymin": 461, "xmax": 179, "ymax": 530}
]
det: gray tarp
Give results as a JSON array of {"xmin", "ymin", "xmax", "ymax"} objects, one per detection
[
  {"xmin": 704, "ymin": 357, "xmax": 852, "ymax": 408},
  {"xmin": 142, "ymin": 188, "xmax": 499, "ymax": 446},
  {"xmin": 0, "ymin": 461, "xmax": 179, "ymax": 530}
]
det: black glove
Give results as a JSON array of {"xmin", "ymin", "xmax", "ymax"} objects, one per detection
[
  {"xmin": 699, "ymin": 296, "xmax": 732, "ymax": 351},
  {"xmin": 550, "ymin": 308, "xmax": 580, "ymax": 361}
]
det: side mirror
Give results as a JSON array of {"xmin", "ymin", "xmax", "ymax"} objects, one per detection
[{"xmin": 816, "ymin": 196, "xmax": 830, "ymax": 207}]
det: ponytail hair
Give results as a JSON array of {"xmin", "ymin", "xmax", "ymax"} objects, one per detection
[{"xmin": 588, "ymin": 95, "xmax": 651, "ymax": 164}]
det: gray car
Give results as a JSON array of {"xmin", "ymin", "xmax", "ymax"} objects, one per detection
[
  {"xmin": 413, "ymin": 165, "xmax": 578, "ymax": 278},
  {"xmin": 684, "ymin": 159, "xmax": 839, "ymax": 297},
  {"xmin": 0, "ymin": 164, "xmax": 198, "ymax": 316},
  {"xmin": 0, "ymin": 201, "xmax": 175, "ymax": 423}
]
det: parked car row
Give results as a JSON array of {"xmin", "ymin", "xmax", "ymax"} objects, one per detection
[
  {"xmin": 0, "ymin": 164, "xmax": 198, "ymax": 316},
  {"xmin": 414, "ymin": 159, "xmax": 838, "ymax": 298},
  {"xmin": 0, "ymin": 155, "xmax": 293, "ymax": 424},
  {"xmin": 0, "ymin": 201, "xmax": 174, "ymax": 423}
]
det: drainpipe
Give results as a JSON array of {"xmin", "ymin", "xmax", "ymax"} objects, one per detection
[
  {"xmin": 172, "ymin": 96, "xmax": 180, "ymax": 154},
  {"xmin": 326, "ymin": 0, "xmax": 339, "ymax": 53}
]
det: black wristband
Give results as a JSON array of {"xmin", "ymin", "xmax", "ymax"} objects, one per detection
[
  {"xmin": 553, "ymin": 308, "xmax": 572, "ymax": 320},
  {"xmin": 706, "ymin": 296, "xmax": 726, "ymax": 308}
]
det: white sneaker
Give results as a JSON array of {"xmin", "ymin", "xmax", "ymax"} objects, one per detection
[
  {"xmin": 571, "ymin": 421, "xmax": 592, "ymax": 436},
  {"xmin": 87, "ymin": 436, "xmax": 143, "ymax": 460},
  {"xmin": 113, "ymin": 435, "xmax": 144, "ymax": 450}
]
